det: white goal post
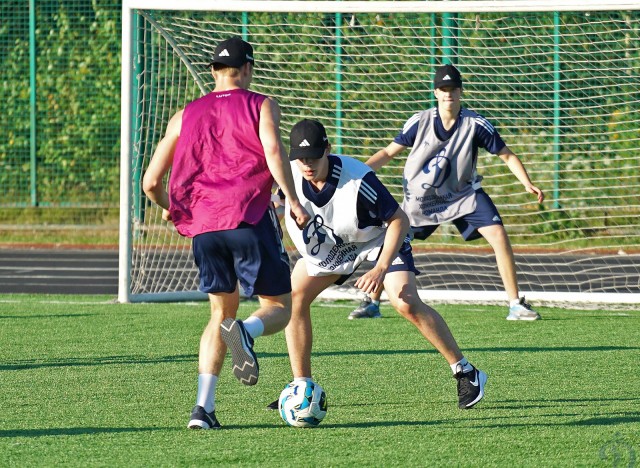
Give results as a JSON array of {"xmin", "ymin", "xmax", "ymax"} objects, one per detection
[{"xmin": 119, "ymin": 0, "xmax": 640, "ymax": 305}]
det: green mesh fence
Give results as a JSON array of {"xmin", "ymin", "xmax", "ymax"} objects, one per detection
[
  {"xmin": 0, "ymin": 0, "xmax": 121, "ymax": 213},
  {"xmin": 1, "ymin": 2, "xmax": 639, "ymax": 245}
]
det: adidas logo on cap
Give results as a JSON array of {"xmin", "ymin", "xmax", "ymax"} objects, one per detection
[
  {"xmin": 442, "ymin": 74, "xmax": 451, "ymax": 80},
  {"xmin": 219, "ymin": 49, "xmax": 230, "ymax": 57},
  {"xmin": 299, "ymin": 139, "xmax": 311, "ymax": 147}
]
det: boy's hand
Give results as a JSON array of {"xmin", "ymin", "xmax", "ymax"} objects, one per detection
[
  {"xmin": 526, "ymin": 185, "xmax": 544, "ymax": 204},
  {"xmin": 355, "ymin": 265, "xmax": 387, "ymax": 295}
]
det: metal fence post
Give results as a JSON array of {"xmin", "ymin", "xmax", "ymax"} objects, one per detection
[
  {"xmin": 335, "ymin": 12, "xmax": 343, "ymax": 154},
  {"xmin": 29, "ymin": 0, "xmax": 37, "ymax": 206},
  {"xmin": 553, "ymin": 12, "xmax": 562, "ymax": 209}
]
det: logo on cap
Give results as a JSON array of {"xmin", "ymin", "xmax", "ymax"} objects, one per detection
[
  {"xmin": 442, "ymin": 74, "xmax": 451, "ymax": 81},
  {"xmin": 288, "ymin": 119, "xmax": 329, "ymax": 161},
  {"xmin": 209, "ymin": 37, "xmax": 255, "ymax": 68}
]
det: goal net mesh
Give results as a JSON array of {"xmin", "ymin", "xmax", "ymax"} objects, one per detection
[{"xmin": 123, "ymin": 5, "xmax": 640, "ymax": 303}]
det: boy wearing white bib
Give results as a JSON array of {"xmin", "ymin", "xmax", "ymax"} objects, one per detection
[{"xmin": 278, "ymin": 119, "xmax": 487, "ymax": 410}]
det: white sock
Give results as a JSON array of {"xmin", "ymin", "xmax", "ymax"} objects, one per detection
[
  {"xmin": 372, "ymin": 300, "xmax": 380, "ymax": 306},
  {"xmin": 510, "ymin": 298, "xmax": 521, "ymax": 307},
  {"xmin": 294, "ymin": 376, "xmax": 313, "ymax": 383},
  {"xmin": 450, "ymin": 357, "xmax": 473, "ymax": 374},
  {"xmin": 196, "ymin": 373, "xmax": 218, "ymax": 413},
  {"xmin": 243, "ymin": 316, "xmax": 265, "ymax": 339}
]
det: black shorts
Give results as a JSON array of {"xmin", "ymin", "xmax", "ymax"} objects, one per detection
[
  {"xmin": 192, "ymin": 208, "xmax": 291, "ymax": 296},
  {"xmin": 412, "ymin": 189, "xmax": 503, "ymax": 241},
  {"xmin": 334, "ymin": 237, "xmax": 420, "ymax": 285}
]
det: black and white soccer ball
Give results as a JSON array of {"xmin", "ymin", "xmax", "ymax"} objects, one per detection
[{"xmin": 278, "ymin": 380, "xmax": 327, "ymax": 428}]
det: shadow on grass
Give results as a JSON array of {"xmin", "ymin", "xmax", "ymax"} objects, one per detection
[
  {"xmin": 3, "ymin": 414, "xmax": 638, "ymax": 436},
  {"xmin": 0, "ymin": 427, "xmax": 171, "ymax": 438},
  {"xmin": 2, "ymin": 345, "xmax": 639, "ymax": 371},
  {"xmin": 465, "ymin": 414, "xmax": 640, "ymax": 429},
  {"xmin": 486, "ymin": 396, "xmax": 640, "ymax": 410},
  {"xmin": 205, "ymin": 413, "xmax": 640, "ymax": 430},
  {"xmin": 0, "ymin": 354, "xmax": 197, "ymax": 371},
  {"xmin": 0, "ymin": 313, "xmax": 96, "ymax": 320},
  {"xmin": 221, "ymin": 419, "xmax": 447, "ymax": 430}
]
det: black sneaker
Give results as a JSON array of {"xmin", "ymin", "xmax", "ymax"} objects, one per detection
[
  {"xmin": 266, "ymin": 399, "xmax": 279, "ymax": 410},
  {"xmin": 455, "ymin": 365, "xmax": 487, "ymax": 409},
  {"xmin": 220, "ymin": 318, "xmax": 259, "ymax": 385},
  {"xmin": 187, "ymin": 405, "xmax": 221, "ymax": 429}
]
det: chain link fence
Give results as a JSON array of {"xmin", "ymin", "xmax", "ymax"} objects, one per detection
[{"xmin": 1, "ymin": 1, "xmax": 121, "ymax": 234}]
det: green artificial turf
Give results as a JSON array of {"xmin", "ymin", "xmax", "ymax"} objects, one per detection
[{"xmin": 0, "ymin": 295, "xmax": 638, "ymax": 466}]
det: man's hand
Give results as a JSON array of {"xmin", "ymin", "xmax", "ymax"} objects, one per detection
[
  {"xmin": 162, "ymin": 209, "xmax": 172, "ymax": 222},
  {"xmin": 354, "ymin": 265, "xmax": 387, "ymax": 295},
  {"xmin": 525, "ymin": 184, "xmax": 545, "ymax": 204},
  {"xmin": 289, "ymin": 201, "xmax": 311, "ymax": 229}
]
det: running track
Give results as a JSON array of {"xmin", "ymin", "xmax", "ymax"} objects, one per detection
[{"xmin": 1, "ymin": 248, "xmax": 638, "ymax": 296}]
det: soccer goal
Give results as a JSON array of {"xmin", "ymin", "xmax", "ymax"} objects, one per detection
[{"xmin": 119, "ymin": 0, "xmax": 640, "ymax": 305}]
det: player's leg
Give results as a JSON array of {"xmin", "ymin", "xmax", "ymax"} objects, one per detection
[
  {"xmin": 286, "ymin": 259, "xmax": 339, "ymax": 379},
  {"xmin": 219, "ymin": 292, "xmax": 292, "ymax": 387},
  {"xmin": 384, "ymin": 270, "xmax": 462, "ymax": 363},
  {"xmin": 219, "ymin": 208, "xmax": 294, "ymax": 385},
  {"xmin": 457, "ymin": 190, "xmax": 540, "ymax": 321},
  {"xmin": 479, "ymin": 224, "xmax": 539, "ymax": 320},
  {"xmin": 265, "ymin": 261, "xmax": 339, "ymax": 410},
  {"xmin": 188, "ymin": 231, "xmax": 243, "ymax": 429},
  {"xmin": 383, "ymin": 270, "xmax": 487, "ymax": 409},
  {"xmin": 266, "ymin": 260, "xmax": 336, "ymax": 410},
  {"xmin": 477, "ymin": 223, "xmax": 519, "ymax": 300}
]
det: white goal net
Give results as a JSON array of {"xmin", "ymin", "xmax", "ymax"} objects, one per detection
[{"xmin": 119, "ymin": 1, "xmax": 640, "ymax": 305}]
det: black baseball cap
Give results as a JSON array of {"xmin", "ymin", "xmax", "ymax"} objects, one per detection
[
  {"xmin": 289, "ymin": 119, "xmax": 329, "ymax": 161},
  {"xmin": 209, "ymin": 36, "xmax": 255, "ymax": 68},
  {"xmin": 433, "ymin": 64, "xmax": 463, "ymax": 89}
]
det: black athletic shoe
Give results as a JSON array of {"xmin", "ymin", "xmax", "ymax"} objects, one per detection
[
  {"xmin": 220, "ymin": 318, "xmax": 259, "ymax": 385},
  {"xmin": 455, "ymin": 365, "xmax": 487, "ymax": 409},
  {"xmin": 266, "ymin": 399, "xmax": 279, "ymax": 410},
  {"xmin": 187, "ymin": 405, "xmax": 221, "ymax": 429}
]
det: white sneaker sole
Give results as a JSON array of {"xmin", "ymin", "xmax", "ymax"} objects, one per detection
[
  {"xmin": 506, "ymin": 313, "xmax": 541, "ymax": 321},
  {"xmin": 188, "ymin": 419, "xmax": 219, "ymax": 430},
  {"xmin": 220, "ymin": 318, "xmax": 259, "ymax": 386}
]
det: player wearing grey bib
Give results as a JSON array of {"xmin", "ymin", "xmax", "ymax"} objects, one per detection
[{"xmin": 363, "ymin": 64, "xmax": 544, "ymax": 321}]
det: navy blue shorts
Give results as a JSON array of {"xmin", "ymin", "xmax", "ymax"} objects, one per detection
[
  {"xmin": 191, "ymin": 208, "xmax": 291, "ymax": 296},
  {"xmin": 334, "ymin": 237, "xmax": 420, "ymax": 285},
  {"xmin": 411, "ymin": 189, "xmax": 503, "ymax": 242}
]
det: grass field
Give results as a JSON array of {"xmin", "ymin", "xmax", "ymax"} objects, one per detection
[{"xmin": 1, "ymin": 295, "xmax": 638, "ymax": 467}]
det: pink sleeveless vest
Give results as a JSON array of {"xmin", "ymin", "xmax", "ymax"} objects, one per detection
[{"xmin": 168, "ymin": 88, "xmax": 270, "ymax": 237}]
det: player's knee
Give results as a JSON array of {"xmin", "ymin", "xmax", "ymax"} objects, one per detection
[
  {"xmin": 291, "ymin": 290, "xmax": 314, "ymax": 314},
  {"xmin": 391, "ymin": 297, "xmax": 420, "ymax": 321},
  {"xmin": 482, "ymin": 224, "xmax": 509, "ymax": 245}
]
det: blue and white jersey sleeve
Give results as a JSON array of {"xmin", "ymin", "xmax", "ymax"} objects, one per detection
[
  {"xmin": 473, "ymin": 113, "xmax": 507, "ymax": 155},
  {"xmin": 392, "ymin": 112, "xmax": 421, "ymax": 148},
  {"xmin": 356, "ymin": 172, "xmax": 400, "ymax": 229}
]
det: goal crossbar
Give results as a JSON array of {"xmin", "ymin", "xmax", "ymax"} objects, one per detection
[{"xmin": 123, "ymin": 1, "xmax": 640, "ymax": 13}]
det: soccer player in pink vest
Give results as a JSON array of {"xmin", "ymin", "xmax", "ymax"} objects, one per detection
[{"xmin": 143, "ymin": 36, "xmax": 309, "ymax": 429}]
